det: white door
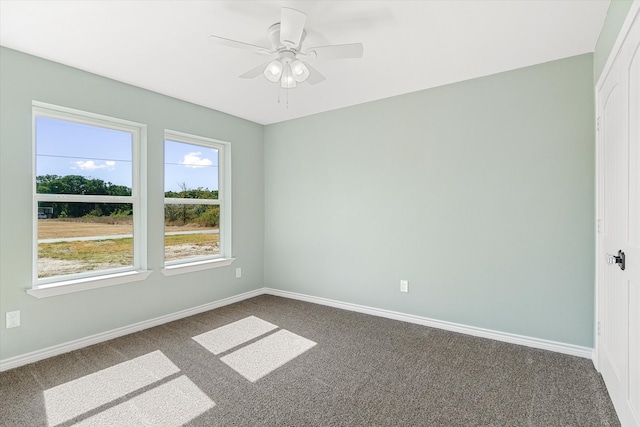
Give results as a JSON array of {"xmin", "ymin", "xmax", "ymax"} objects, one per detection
[{"xmin": 597, "ymin": 4, "xmax": 640, "ymax": 427}]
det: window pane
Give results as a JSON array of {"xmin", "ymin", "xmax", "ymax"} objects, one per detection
[
  {"xmin": 37, "ymin": 202, "xmax": 133, "ymax": 278},
  {"xmin": 164, "ymin": 204, "xmax": 219, "ymax": 261},
  {"xmin": 164, "ymin": 140, "xmax": 218, "ymax": 198},
  {"xmin": 36, "ymin": 116, "xmax": 133, "ymax": 194}
]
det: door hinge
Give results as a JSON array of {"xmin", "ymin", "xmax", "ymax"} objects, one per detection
[
  {"xmin": 597, "ymin": 218, "xmax": 601, "ymax": 233},
  {"xmin": 597, "ymin": 116, "xmax": 601, "ymax": 132},
  {"xmin": 597, "ymin": 321, "xmax": 601, "ymax": 336}
]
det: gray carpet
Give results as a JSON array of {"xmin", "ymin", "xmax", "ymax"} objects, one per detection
[{"xmin": 0, "ymin": 295, "xmax": 620, "ymax": 426}]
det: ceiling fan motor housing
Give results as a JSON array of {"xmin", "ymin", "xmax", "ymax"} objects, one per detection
[{"xmin": 267, "ymin": 23, "xmax": 306, "ymax": 51}]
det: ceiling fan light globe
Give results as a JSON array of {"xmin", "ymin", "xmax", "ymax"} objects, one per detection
[
  {"xmin": 264, "ymin": 60, "xmax": 283, "ymax": 83},
  {"xmin": 280, "ymin": 64, "xmax": 297, "ymax": 89},
  {"xmin": 291, "ymin": 60, "xmax": 310, "ymax": 82}
]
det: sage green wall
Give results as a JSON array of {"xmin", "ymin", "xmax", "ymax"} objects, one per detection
[
  {"xmin": 0, "ymin": 46, "xmax": 600, "ymax": 361},
  {"xmin": 264, "ymin": 54, "xmax": 595, "ymax": 347},
  {"xmin": 0, "ymin": 47, "xmax": 264, "ymax": 360},
  {"xmin": 594, "ymin": 0, "xmax": 635, "ymax": 81}
]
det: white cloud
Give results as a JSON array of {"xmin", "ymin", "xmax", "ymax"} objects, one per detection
[
  {"xmin": 180, "ymin": 152, "xmax": 212, "ymax": 169},
  {"xmin": 72, "ymin": 160, "xmax": 116, "ymax": 171}
]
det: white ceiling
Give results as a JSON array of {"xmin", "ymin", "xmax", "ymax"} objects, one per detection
[{"xmin": 0, "ymin": 0, "xmax": 610, "ymax": 125}]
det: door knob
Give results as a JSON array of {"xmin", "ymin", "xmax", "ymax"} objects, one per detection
[{"xmin": 607, "ymin": 250, "xmax": 625, "ymax": 271}]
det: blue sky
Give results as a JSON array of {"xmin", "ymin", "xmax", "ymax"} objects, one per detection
[
  {"xmin": 164, "ymin": 140, "xmax": 218, "ymax": 193},
  {"xmin": 36, "ymin": 116, "xmax": 219, "ymax": 193}
]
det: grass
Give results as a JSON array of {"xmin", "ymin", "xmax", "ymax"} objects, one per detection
[
  {"xmin": 164, "ymin": 233, "xmax": 220, "ymax": 262},
  {"xmin": 39, "ymin": 238, "xmax": 134, "ymax": 265},
  {"xmin": 38, "ymin": 233, "xmax": 219, "ymax": 267},
  {"xmin": 39, "ymin": 220, "xmax": 133, "ymax": 239},
  {"xmin": 39, "ymin": 219, "xmax": 215, "ymax": 239},
  {"xmin": 55, "ymin": 216, "xmax": 133, "ymax": 225},
  {"xmin": 165, "ymin": 233, "xmax": 219, "ymax": 246}
]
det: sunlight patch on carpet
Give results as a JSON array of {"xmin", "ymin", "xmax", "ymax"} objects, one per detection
[
  {"xmin": 44, "ymin": 350, "xmax": 179, "ymax": 426},
  {"xmin": 72, "ymin": 376, "xmax": 214, "ymax": 426},
  {"xmin": 43, "ymin": 350, "xmax": 214, "ymax": 426},
  {"xmin": 192, "ymin": 315, "xmax": 278, "ymax": 355},
  {"xmin": 220, "ymin": 329, "xmax": 316, "ymax": 382}
]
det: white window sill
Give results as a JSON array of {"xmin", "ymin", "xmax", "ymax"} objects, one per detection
[
  {"xmin": 27, "ymin": 270, "xmax": 153, "ymax": 299},
  {"xmin": 161, "ymin": 257, "xmax": 235, "ymax": 276}
]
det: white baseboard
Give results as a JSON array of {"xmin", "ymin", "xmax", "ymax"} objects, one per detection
[
  {"xmin": 0, "ymin": 288, "xmax": 263, "ymax": 372},
  {"xmin": 1, "ymin": 286, "xmax": 593, "ymax": 372},
  {"xmin": 263, "ymin": 288, "xmax": 593, "ymax": 359}
]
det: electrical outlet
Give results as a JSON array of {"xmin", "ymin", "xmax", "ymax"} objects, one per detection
[
  {"xmin": 400, "ymin": 280, "xmax": 409, "ymax": 293},
  {"xmin": 235, "ymin": 268, "xmax": 242, "ymax": 279},
  {"xmin": 6, "ymin": 311, "xmax": 20, "ymax": 328}
]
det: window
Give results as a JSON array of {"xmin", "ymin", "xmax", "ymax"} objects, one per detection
[
  {"xmin": 163, "ymin": 131, "xmax": 231, "ymax": 270},
  {"xmin": 32, "ymin": 103, "xmax": 147, "ymax": 291}
]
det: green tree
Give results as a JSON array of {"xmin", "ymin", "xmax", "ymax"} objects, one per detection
[
  {"xmin": 36, "ymin": 175, "xmax": 132, "ymax": 218},
  {"xmin": 164, "ymin": 183, "xmax": 219, "ymax": 227}
]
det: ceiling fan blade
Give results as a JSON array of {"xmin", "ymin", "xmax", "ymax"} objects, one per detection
[
  {"xmin": 209, "ymin": 35, "xmax": 271, "ymax": 55},
  {"xmin": 280, "ymin": 7, "xmax": 306, "ymax": 48},
  {"xmin": 306, "ymin": 43, "xmax": 364, "ymax": 60},
  {"xmin": 239, "ymin": 62, "xmax": 269, "ymax": 79},
  {"xmin": 304, "ymin": 63, "xmax": 326, "ymax": 85}
]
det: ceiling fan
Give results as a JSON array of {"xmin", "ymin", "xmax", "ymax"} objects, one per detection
[{"xmin": 209, "ymin": 7, "xmax": 364, "ymax": 89}]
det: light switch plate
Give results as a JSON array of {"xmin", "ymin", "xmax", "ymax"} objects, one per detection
[{"xmin": 400, "ymin": 280, "xmax": 408, "ymax": 293}]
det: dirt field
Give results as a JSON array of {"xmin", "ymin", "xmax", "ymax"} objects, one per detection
[
  {"xmin": 37, "ymin": 222, "xmax": 220, "ymax": 277},
  {"xmin": 38, "ymin": 258, "xmax": 122, "ymax": 278},
  {"xmin": 38, "ymin": 219, "xmax": 216, "ymax": 239},
  {"xmin": 39, "ymin": 241, "xmax": 220, "ymax": 277},
  {"xmin": 165, "ymin": 242, "xmax": 220, "ymax": 261}
]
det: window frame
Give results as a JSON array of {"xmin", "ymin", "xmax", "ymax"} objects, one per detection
[
  {"xmin": 162, "ymin": 130, "xmax": 233, "ymax": 274},
  {"xmin": 30, "ymin": 102, "xmax": 149, "ymax": 295}
]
